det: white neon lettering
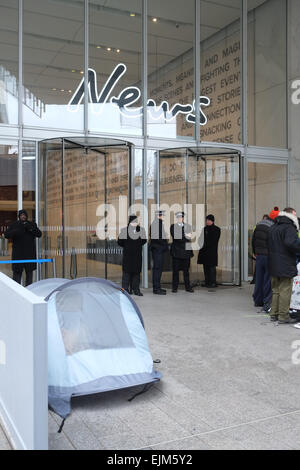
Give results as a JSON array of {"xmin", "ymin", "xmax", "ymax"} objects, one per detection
[{"xmin": 68, "ymin": 63, "xmax": 210, "ymax": 124}]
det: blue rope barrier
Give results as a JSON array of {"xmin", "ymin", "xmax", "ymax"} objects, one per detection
[{"xmin": 0, "ymin": 259, "xmax": 53, "ymax": 264}]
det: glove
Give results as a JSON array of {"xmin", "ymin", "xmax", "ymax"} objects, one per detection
[{"xmin": 24, "ymin": 221, "xmax": 34, "ymax": 232}]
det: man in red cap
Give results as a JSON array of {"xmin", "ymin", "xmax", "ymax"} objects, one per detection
[
  {"xmin": 269, "ymin": 206, "xmax": 280, "ymax": 220},
  {"xmin": 268, "ymin": 207, "xmax": 300, "ymax": 324}
]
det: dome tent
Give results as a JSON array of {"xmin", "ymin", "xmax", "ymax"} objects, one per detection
[{"xmin": 27, "ymin": 277, "xmax": 161, "ymax": 418}]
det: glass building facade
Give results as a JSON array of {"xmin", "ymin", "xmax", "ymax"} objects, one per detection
[{"xmin": 0, "ymin": 0, "xmax": 299, "ymax": 285}]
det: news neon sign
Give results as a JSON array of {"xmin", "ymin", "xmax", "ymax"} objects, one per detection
[{"xmin": 68, "ymin": 63, "xmax": 210, "ymax": 125}]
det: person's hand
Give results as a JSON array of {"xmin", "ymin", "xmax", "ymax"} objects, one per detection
[{"xmin": 24, "ymin": 221, "xmax": 33, "ymax": 232}]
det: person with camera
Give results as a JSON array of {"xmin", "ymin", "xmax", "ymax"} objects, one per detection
[{"xmin": 4, "ymin": 209, "xmax": 42, "ymax": 286}]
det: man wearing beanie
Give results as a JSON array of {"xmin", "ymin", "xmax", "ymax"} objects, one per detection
[
  {"xmin": 269, "ymin": 206, "xmax": 280, "ymax": 221},
  {"xmin": 4, "ymin": 209, "xmax": 42, "ymax": 286},
  {"xmin": 268, "ymin": 207, "xmax": 300, "ymax": 324},
  {"xmin": 197, "ymin": 214, "xmax": 221, "ymax": 288}
]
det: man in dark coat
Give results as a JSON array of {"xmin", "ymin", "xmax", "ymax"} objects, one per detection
[
  {"xmin": 170, "ymin": 212, "xmax": 194, "ymax": 293},
  {"xmin": 197, "ymin": 214, "xmax": 221, "ymax": 288},
  {"xmin": 150, "ymin": 210, "xmax": 168, "ymax": 295},
  {"xmin": 4, "ymin": 209, "xmax": 42, "ymax": 286},
  {"xmin": 268, "ymin": 207, "xmax": 300, "ymax": 324},
  {"xmin": 118, "ymin": 215, "xmax": 147, "ymax": 296},
  {"xmin": 252, "ymin": 214, "xmax": 274, "ymax": 312}
]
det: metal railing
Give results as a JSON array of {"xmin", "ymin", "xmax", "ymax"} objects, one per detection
[{"xmin": 0, "ymin": 258, "xmax": 56, "ymax": 278}]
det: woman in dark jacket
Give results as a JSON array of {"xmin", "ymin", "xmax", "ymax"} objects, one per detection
[
  {"xmin": 197, "ymin": 214, "xmax": 221, "ymax": 288},
  {"xmin": 4, "ymin": 209, "xmax": 42, "ymax": 285},
  {"xmin": 118, "ymin": 215, "xmax": 147, "ymax": 296}
]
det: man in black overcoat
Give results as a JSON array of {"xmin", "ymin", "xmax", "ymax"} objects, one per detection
[
  {"xmin": 150, "ymin": 210, "xmax": 168, "ymax": 295},
  {"xmin": 170, "ymin": 212, "xmax": 194, "ymax": 293},
  {"xmin": 4, "ymin": 209, "xmax": 42, "ymax": 286},
  {"xmin": 118, "ymin": 215, "xmax": 147, "ymax": 296},
  {"xmin": 197, "ymin": 214, "xmax": 221, "ymax": 288}
]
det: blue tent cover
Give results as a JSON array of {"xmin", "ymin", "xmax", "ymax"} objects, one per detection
[{"xmin": 28, "ymin": 277, "xmax": 161, "ymax": 418}]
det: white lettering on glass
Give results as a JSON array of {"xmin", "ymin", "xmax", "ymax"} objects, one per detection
[{"xmin": 68, "ymin": 63, "xmax": 210, "ymax": 125}]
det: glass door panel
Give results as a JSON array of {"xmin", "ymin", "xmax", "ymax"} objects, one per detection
[
  {"xmin": 159, "ymin": 148, "xmax": 187, "ymax": 284},
  {"xmin": 39, "ymin": 140, "xmax": 63, "ymax": 279},
  {"xmin": 106, "ymin": 148, "xmax": 129, "ymax": 283},
  {"xmin": 159, "ymin": 148, "xmax": 240, "ymax": 286},
  {"xmin": 63, "ymin": 143, "xmax": 89, "ymax": 279},
  {"xmin": 39, "ymin": 138, "xmax": 130, "ymax": 283},
  {"xmin": 86, "ymin": 149, "xmax": 106, "ymax": 279},
  {"xmin": 204, "ymin": 154, "xmax": 240, "ymax": 285}
]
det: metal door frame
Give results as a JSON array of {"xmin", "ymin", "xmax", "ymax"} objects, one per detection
[
  {"xmin": 37, "ymin": 137, "xmax": 133, "ymax": 281},
  {"xmin": 157, "ymin": 146, "xmax": 242, "ymax": 286}
]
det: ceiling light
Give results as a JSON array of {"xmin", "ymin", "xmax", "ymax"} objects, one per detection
[
  {"xmin": 152, "ymin": 17, "xmax": 158, "ymax": 22},
  {"xmin": 71, "ymin": 69, "xmax": 76, "ymax": 73},
  {"xmin": 80, "ymin": 70, "xmax": 84, "ymax": 74},
  {"xmin": 68, "ymin": 90, "xmax": 72, "ymax": 93},
  {"xmin": 96, "ymin": 45, "xmax": 101, "ymax": 49},
  {"xmin": 116, "ymin": 49, "xmax": 120, "ymax": 53},
  {"xmin": 61, "ymin": 89, "xmax": 65, "ymax": 92},
  {"xmin": 52, "ymin": 88, "xmax": 56, "ymax": 91},
  {"xmin": 107, "ymin": 47, "xmax": 111, "ymax": 51},
  {"xmin": 130, "ymin": 13, "xmax": 136, "ymax": 17}
]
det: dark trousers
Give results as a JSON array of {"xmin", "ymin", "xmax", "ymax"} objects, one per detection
[
  {"xmin": 203, "ymin": 265, "xmax": 217, "ymax": 286},
  {"xmin": 253, "ymin": 254, "xmax": 272, "ymax": 306},
  {"xmin": 13, "ymin": 268, "xmax": 33, "ymax": 286},
  {"xmin": 122, "ymin": 271, "xmax": 140, "ymax": 293},
  {"xmin": 172, "ymin": 258, "xmax": 191, "ymax": 290},
  {"xmin": 152, "ymin": 248, "xmax": 164, "ymax": 291}
]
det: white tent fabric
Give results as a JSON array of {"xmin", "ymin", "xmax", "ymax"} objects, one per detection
[{"xmin": 28, "ymin": 277, "xmax": 161, "ymax": 417}]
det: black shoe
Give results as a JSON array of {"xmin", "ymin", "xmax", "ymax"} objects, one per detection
[
  {"xmin": 210, "ymin": 283, "xmax": 217, "ymax": 288},
  {"xmin": 270, "ymin": 315, "xmax": 278, "ymax": 322},
  {"xmin": 185, "ymin": 287, "xmax": 194, "ymax": 293},
  {"xmin": 278, "ymin": 318, "xmax": 298, "ymax": 325},
  {"xmin": 134, "ymin": 291, "xmax": 143, "ymax": 296},
  {"xmin": 255, "ymin": 303, "xmax": 263, "ymax": 307},
  {"xmin": 201, "ymin": 283, "xmax": 209, "ymax": 288},
  {"xmin": 153, "ymin": 289, "xmax": 167, "ymax": 295},
  {"xmin": 263, "ymin": 304, "xmax": 271, "ymax": 313},
  {"xmin": 172, "ymin": 288, "xmax": 177, "ymax": 293}
]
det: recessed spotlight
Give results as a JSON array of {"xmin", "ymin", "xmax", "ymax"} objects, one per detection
[
  {"xmin": 61, "ymin": 89, "xmax": 65, "ymax": 92},
  {"xmin": 152, "ymin": 17, "xmax": 158, "ymax": 22},
  {"xmin": 96, "ymin": 45, "xmax": 101, "ymax": 49},
  {"xmin": 68, "ymin": 90, "xmax": 72, "ymax": 93},
  {"xmin": 130, "ymin": 13, "xmax": 136, "ymax": 17},
  {"xmin": 80, "ymin": 70, "xmax": 84, "ymax": 74},
  {"xmin": 71, "ymin": 69, "xmax": 76, "ymax": 73},
  {"xmin": 107, "ymin": 47, "xmax": 111, "ymax": 51},
  {"xmin": 52, "ymin": 88, "xmax": 57, "ymax": 91},
  {"xmin": 116, "ymin": 49, "xmax": 120, "ymax": 53}
]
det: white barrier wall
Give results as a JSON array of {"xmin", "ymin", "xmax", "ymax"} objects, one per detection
[{"xmin": 0, "ymin": 273, "xmax": 48, "ymax": 450}]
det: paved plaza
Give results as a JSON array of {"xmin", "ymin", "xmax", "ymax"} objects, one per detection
[{"xmin": 1, "ymin": 283, "xmax": 300, "ymax": 450}]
